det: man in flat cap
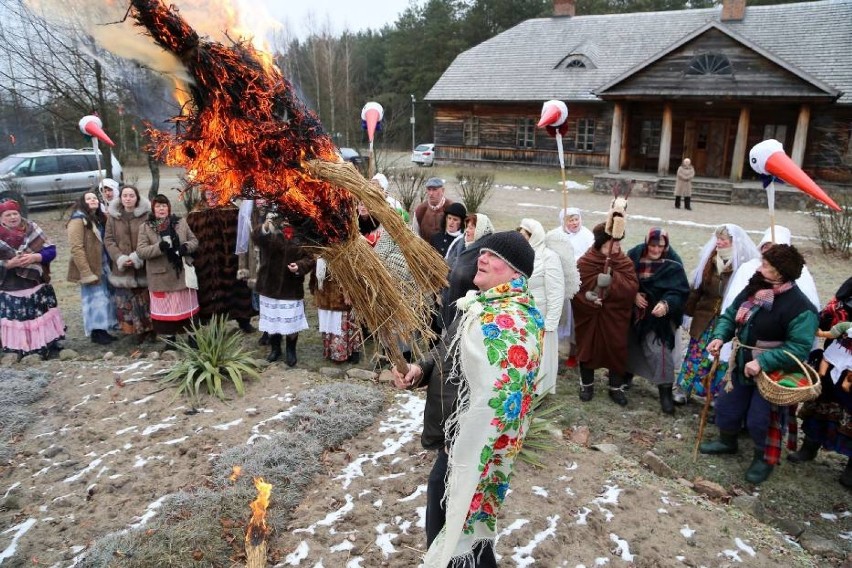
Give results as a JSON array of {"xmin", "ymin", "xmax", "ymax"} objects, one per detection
[{"xmin": 414, "ymin": 177, "xmax": 455, "ymax": 246}]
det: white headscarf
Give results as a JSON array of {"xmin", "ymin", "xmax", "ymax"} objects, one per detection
[{"xmin": 691, "ymin": 223, "xmax": 760, "ymax": 290}]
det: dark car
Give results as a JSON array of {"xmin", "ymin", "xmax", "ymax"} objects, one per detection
[{"xmin": 338, "ymin": 147, "xmax": 369, "ymax": 174}]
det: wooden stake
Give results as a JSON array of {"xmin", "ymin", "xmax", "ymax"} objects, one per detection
[{"xmin": 245, "ymin": 524, "xmax": 267, "ymax": 568}]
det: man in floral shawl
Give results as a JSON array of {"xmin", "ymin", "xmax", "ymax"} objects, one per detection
[{"xmin": 393, "ymin": 231, "xmax": 544, "ymax": 568}]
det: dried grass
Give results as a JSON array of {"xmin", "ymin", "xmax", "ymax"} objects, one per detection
[{"xmin": 0, "ymin": 369, "xmax": 50, "ymax": 462}]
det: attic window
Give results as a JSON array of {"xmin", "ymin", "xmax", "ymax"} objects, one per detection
[
  {"xmin": 556, "ymin": 54, "xmax": 595, "ymax": 70},
  {"xmin": 686, "ymin": 53, "xmax": 733, "ymax": 75},
  {"xmin": 565, "ymin": 59, "xmax": 586, "ymax": 69}
]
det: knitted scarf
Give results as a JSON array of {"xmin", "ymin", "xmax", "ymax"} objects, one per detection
[
  {"xmin": 735, "ymin": 281, "xmax": 794, "ymax": 325},
  {"xmin": 425, "ymin": 276, "xmax": 544, "ymax": 568}
]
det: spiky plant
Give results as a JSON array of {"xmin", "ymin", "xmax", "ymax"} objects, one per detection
[
  {"xmin": 518, "ymin": 393, "xmax": 566, "ymax": 468},
  {"xmin": 161, "ymin": 315, "xmax": 261, "ymax": 402}
]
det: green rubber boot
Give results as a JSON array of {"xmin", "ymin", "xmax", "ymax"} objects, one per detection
[
  {"xmin": 745, "ymin": 448, "xmax": 774, "ymax": 484},
  {"xmin": 699, "ymin": 431, "xmax": 738, "ymax": 455}
]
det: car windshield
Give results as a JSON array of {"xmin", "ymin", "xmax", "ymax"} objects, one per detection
[
  {"xmin": 414, "ymin": 144, "xmax": 432, "ymax": 152},
  {"xmin": 0, "ymin": 155, "xmax": 25, "ymax": 175},
  {"xmin": 339, "ymin": 148, "xmax": 358, "ymax": 159}
]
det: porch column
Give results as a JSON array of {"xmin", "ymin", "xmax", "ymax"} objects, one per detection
[
  {"xmin": 657, "ymin": 103, "xmax": 673, "ymax": 176},
  {"xmin": 730, "ymin": 106, "xmax": 750, "ymax": 182},
  {"xmin": 791, "ymin": 104, "xmax": 811, "ymax": 167},
  {"xmin": 619, "ymin": 105, "xmax": 630, "ymax": 169},
  {"xmin": 608, "ymin": 102, "xmax": 623, "ymax": 173}
]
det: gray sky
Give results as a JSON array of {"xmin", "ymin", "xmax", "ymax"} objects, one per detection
[{"xmin": 263, "ymin": 0, "xmax": 414, "ymax": 38}]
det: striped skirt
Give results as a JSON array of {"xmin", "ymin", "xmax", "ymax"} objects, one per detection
[
  {"xmin": 258, "ymin": 296, "xmax": 308, "ymax": 335},
  {"xmin": 0, "ymin": 283, "xmax": 65, "ymax": 356},
  {"xmin": 149, "ymin": 288, "xmax": 200, "ymax": 335}
]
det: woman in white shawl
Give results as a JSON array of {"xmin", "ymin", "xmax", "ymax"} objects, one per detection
[
  {"xmin": 675, "ymin": 224, "xmax": 760, "ymax": 401},
  {"xmin": 554, "ymin": 207, "xmax": 594, "ymax": 257},
  {"xmin": 519, "ymin": 218, "xmax": 565, "ymax": 395}
]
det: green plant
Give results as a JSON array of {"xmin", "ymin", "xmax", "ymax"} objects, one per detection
[
  {"xmin": 454, "ymin": 170, "xmax": 495, "ymax": 214},
  {"xmin": 810, "ymin": 192, "xmax": 851, "ymax": 258},
  {"xmin": 160, "ymin": 315, "xmax": 261, "ymax": 402},
  {"xmin": 518, "ymin": 393, "xmax": 566, "ymax": 468}
]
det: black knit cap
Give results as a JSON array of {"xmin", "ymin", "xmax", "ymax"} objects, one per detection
[
  {"xmin": 762, "ymin": 243, "xmax": 805, "ymax": 282},
  {"xmin": 479, "ymin": 230, "xmax": 535, "ymax": 279},
  {"xmin": 444, "ymin": 202, "xmax": 467, "ymax": 220}
]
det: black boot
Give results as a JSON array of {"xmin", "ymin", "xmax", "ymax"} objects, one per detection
[
  {"xmin": 608, "ymin": 372, "xmax": 628, "ymax": 406},
  {"xmin": 684, "ymin": 197, "xmax": 692, "ymax": 210},
  {"xmin": 163, "ymin": 335, "xmax": 177, "ymax": 351},
  {"xmin": 788, "ymin": 437, "xmax": 820, "ymax": 463},
  {"xmin": 285, "ymin": 334, "xmax": 298, "ymax": 367},
  {"xmin": 674, "ymin": 196, "xmax": 681, "ymax": 209},
  {"xmin": 266, "ymin": 334, "xmax": 282, "ymax": 362},
  {"xmin": 745, "ymin": 448, "xmax": 774, "ymax": 484},
  {"xmin": 91, "ymin": 329, "xmax": 113, "ymax": 345},
  {"xmin": 579, "ymin": 366, "xmax": 595, "ymax": 402},
  {"xmin": 258, "ymin": 331, "xmax": 269, "ymax": 346},
  {"xmin": 699, "ymin": 430, "xmax": 739, "ymax": 455},
  {"xmin": 237, "ymin": 318, "xmax": 255, "ymax": 333},
  {"xmin": 347, "ymin": 351, "xmax": 361, "ymax": 364},
  {"xmin": 841, "ymin": 458, "xmax": 852, "ymax": 489},
  {"xmin": 623, "ymin": 372, "xmax": 634, "ymax": 391},
  {"xmin": 658, "ymin": 384, "xmax": 675, "ymax": 415}
]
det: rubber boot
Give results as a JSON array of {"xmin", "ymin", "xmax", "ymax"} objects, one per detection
[
  {"xmin": 579, "ymin": 366, "xmax": 595, "ymax": 402},
  {"xmin": 745, "ymin": 448, "xmax": 774, "ymax": 484},
  {"xmin": 658, "ymin": 384, "xmax": 675, "ymax": 415},
  {"xmin": 258, "ymin": 331, "xmax": 270, "ymax": 346},
  {"xmin": 237, "ymin": 318, "xmax": 255, "ymax": 333},
  {"xmin": 266, "ymin": 334, "xmax": 282, "ymax": 362},
  {"xmin": 91, "ymin": 329, "xmax": 113, "ymax": 345},
  {"xmin": 684, "ymin": 197, "xmax": 692, "ymax": 210},
  {"xmin": 608, "ymin": 373, "xmax": 628, "ymax": 406},
  {"xmin": 623, "ymin": 372, "xmax": 634, "ymax": 391},
  {"xmin": 285, "ymin": 334, "xmax": 298, "ymax": 367},
  {"xmin": 787, "ymin": 437, "xmax": 820, "ymax": 463},
  {"xmin": 699, "ymin": 430, "xmax": 739, "ymax": 455},
  {"xmin": 840, "ymin": 458, "xmax": 852, "ymax": 489},
  {"xmin": 674, "ymin": 196, "xmax": 681, "ymax": 209},
  {"xmin": 163, "ymin": 335, "xmax": 177, "ymax": 351}
]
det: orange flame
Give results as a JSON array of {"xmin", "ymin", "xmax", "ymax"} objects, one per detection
[
  {"xmin": 246, "ymin": 477, "xmax": 272, "ymax": 545},
  {"xmin": 229, "ymin": 465, "xmax": 242, "ymax": 483}
]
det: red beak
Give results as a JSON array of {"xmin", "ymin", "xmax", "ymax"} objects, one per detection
[
  {"xmin": 83, "ymin": 121, "xmax": 115, "ymax": 147},
  {"xmin": 537, "ymin": 104, "xmax": 562, "ymax": 128},
  {"xmin": 765, "ymin": 152, "xmax": 840, "ymax": 211}
]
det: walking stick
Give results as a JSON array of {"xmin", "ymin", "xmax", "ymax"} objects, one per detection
[{"xmin": 693, "ymin": 354, "xmax": 720, "ymax": 462}]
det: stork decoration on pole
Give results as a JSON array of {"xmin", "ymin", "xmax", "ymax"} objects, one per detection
[
  {"xmin": 79, "ymin": 114, "xmax": 115, "ymax": 188},
  {"xmin": 749, "ymin": 139, "xmax": 841, "ymax": 243},
  {"xmin": 537, "ymin": 100, "xmax": 570, "ymax": 212},
  {"xmin": 361, "ymin": 102, "xmax": 383, "ymax": 177}
]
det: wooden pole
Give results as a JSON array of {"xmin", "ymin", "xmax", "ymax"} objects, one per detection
[
  {"xmin": 693, "ymin": 355, "xmax": 720, "ymax": 462},
  {"xmin": 245, "ymin": 525, "xmax": 267, "ymax": 568}
]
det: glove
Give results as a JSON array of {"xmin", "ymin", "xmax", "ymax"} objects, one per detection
[
  {"xmin": 179, "ymin": 243, "xmax": 190, "ymax": 257},
  {"xmin": 159, "ymin": 241, "xmax": 170, "ymax": 252}
]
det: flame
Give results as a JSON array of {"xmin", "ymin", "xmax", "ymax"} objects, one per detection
[
  {"xmin": 246, "ymin": 477, "xmax": 272, "ymax": 545},
  {"xmin": 128, "ymin": 0, "xmax": 353, "ymax": 244},
  {"xmin": 229, "ymin": 465, "xmax": 242, "ymax": 483}
]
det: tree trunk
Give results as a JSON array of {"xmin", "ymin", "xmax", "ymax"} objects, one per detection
[{"xmin": 147, "ymin": 153, "xmax": 160, "ymax": 200}]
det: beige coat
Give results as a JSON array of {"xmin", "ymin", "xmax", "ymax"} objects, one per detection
[
  {"xmin": 674, "ymin": 164, "xmax": 695, "ymax": 197},
  {"xmin": 104, "ymin": 197, "xmax": 151, "ymax": 289},
  {"xmin": 137, "ymin": 217, "xmax": 199, "ymax": 293},
  {"xmin": 66, "ymin": 214, "xmax": 104, "ymax": 285}
]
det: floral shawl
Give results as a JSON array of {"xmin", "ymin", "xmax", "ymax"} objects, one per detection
[{"xmin": 425, "ymin": 276, "xmax": 544, "ymax": 568}]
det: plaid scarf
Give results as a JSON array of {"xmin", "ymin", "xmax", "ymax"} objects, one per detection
[
  {"xmin": 765, "ymin": 405, "xmax": 798, "ymax": 466},
  {"xmin": 636, "ymin": 258, "xmax": 665, "ymax": 280},
  {"xmin": 0, "ymin": 219, "xmax": 49, "ymax": 283},
  {"xmin": 735, "ymin": 281, "xmax": 794, "ymax": 325}
]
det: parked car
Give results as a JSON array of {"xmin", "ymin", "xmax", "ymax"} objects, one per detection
[
  {"xmin": 338, "ymin": 147, "xmax": 369, "ymax": 175},
  {"xmin": 0, "ymin": 148, "xmax": 123, "ymax": 214},
  {"xmin": 411, "ymin": 143, "xmax": 435, "ymax": 167}
]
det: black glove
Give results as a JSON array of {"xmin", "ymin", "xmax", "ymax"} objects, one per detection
[
  {"xmin": 179, "ymin": 243, "xmax": 190, "ymax": 257},
  {"xmin": 159, "ymin": 240, "xmax": 170, "ymax": 252}
]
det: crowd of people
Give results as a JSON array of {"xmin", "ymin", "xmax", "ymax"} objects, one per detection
[{"xmin": 0, "ymin": 172, "xmax": 849, "ymax": 565}]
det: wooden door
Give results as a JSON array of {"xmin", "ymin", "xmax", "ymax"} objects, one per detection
[{"xmin": 683, "ymin": 119, "xmax": 729, "ymax": 177}]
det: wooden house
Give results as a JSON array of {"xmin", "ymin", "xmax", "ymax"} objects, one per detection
[{"xmin": 425, "ymin": 0, "xmax": 852, "ymax": 203}]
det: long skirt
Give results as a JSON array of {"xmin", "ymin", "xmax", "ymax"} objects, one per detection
[
  {"xmin": 539, "ymin": 330, "xmax": 559, "ymax": 395},
  {"xmin": 676, "ymin": 318, "xmax": 728, "ymax": 398},
  {"xmin": 0, "ymin": 283, "xmax": 65, "ymax": 357},
  {"xmin": 149, "ymin": 288, "xmax": 200, "ymax": 335},
  {"xmin": 628, "ymin": 327, "xmax": 676, "ymax": 386},
  {"xmin": 318, "ymin": 309, "xmax": 361, "ymax": 362},
  {"xmin": 799, "ymin": 362, "xmax": 852, "ymax": 458},
  {"xmin": 258, "ymin": 295, "xmax": 308, "ymax": 336},
  {"xmin": 114, "ymin": 287, "xmax": 153, "ymax": 335},
  {"xmin": 80, "ymin": 271, "xmax": 117, "ymax": 336}
]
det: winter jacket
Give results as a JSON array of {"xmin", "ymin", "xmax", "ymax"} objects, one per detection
[
  {"xmin": 66, "ymin": 212, "xmax": 105, "ymax": 284},
  {"xmin": 251, "ymin": 225, "xmax": 315, "ymax": 300},
  {"xmin": 523, "ymin": 219, "xmax": 564, "ymax": 333},
  {"xmin": 136, "ymin": 216, "xmax": 199, "ymax": 293},
  {"xmin": 712, "ymin": 285, "xmax": 818, "ymax": 383},
  {"xmin": 104, "ymin": 197, "xmax": 151, "ymax": 289},
  {"xmin": 684, "ymin": 252, "xmax": 732, "ymax": 340},
  {"xmin": 415, "ymin": 316, "xmax": 462, "ymax": 450},
  {"xmin": 674, "ymin": 164, "xmax": 695, "ymax": 197},
  {"xmin": 414, "ymin": 198, "xmax": 454, "ymax": 244}
]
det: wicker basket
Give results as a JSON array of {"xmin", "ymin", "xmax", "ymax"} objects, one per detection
[{"xmin": 755, "ymin": 349, "xmax": 821, "ymax": 406}]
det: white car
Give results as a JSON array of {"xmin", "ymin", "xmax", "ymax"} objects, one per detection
[{"xmin": 411, "ymin": 143, "xmax": 435, "ymax": 167}]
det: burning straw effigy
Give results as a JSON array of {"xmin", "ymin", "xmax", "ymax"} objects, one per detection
[{"xmin": 127, "ymin": 0, "xmax": 447, "ymax": 366}]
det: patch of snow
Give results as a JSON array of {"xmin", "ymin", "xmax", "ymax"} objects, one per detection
[
  {"xmin": 680, "ymin": 525, "xmax": 696, "ymax": 538},
  {"xmin": 595, "ymin": 559, "xmax": 610, "ymax": 566},
  {"xmin": 247, "ymin": 405, "xmax": 298, "ymax": 444},
  {"xmin": 609, "ymin": 533, "xmax": 634, "ymax": 562},
  {"xmin": 63, "ymin": 449, "xmax": 121, "ymax": 483},
  {"xmin": 345, "ymin": 559, "xmax": 363, "ymax": 568},
  {"xmin": 213, "ymin": 418, "xmax": 243, "ymax": 431},
  {"xmin": 284, "ymin": 540, "xmax": 310, "ymax": 565},
  {"xmin": 330, "ymin": 540, "xmax": 355, "ymax": 553},
  {"xmin": 511, "ymin": 514, "xmax": 559, "ymax": 566},
  {"xmin": 3, "ymin": 481, "xmax": 20, "ymax": 498},
  {"xmin": 498, "ymin": 519, "xmax": 529, "ymax": 538},
  {"xmin": 115, "ymin": 426, "xmax": 137, "ymax": 435},
  {"xmin": 114, "ymin": 361, "xmax": 153, "ymax": 374},
  {"xmin": 378, "ymin": 472, "xmax": 405, "ymax": 481},
  {"xmin": 399, "ymin": 484, "xmax": 427, "ymax": 502},
  {"xmin": 133, "ymin": 395, "xmax": 155, "ymax": 405},
  {"xmin": 559, "ymin": 180, "xmax": 589, "ymax": 190},
  {"xmin": 294, "ymin": 494, "xmax": 354, "ymax": 535},
  {"xmin": 374, "ymin": 523, "xmax": 398, "ymax": 558},
  {"xmin": 141, "ymin": 423, "xmax": 173, "ymax": 436},
  {"xmin": 821, "ymin": 513, "xmax": 839, "ymax": 521},
  {"xmin": 129, "ymin": 495, "xmax": 168, "ymax": 530},
  {"xmin": 416, "ymin": 506, "xmax": 426, "ymax": 528},
  {"xmin": 373, "ymin": 499, "xmax": 383, "ymax": 508},
  {"xmin": 839, "ymin": 531, "xmax": 852, "ymax": 541},
  {"xmin": 575, "ymin": 507, "xmax": 592, "ymax": 525},
  {"xmin": 532, "ymin": 486, "xmax": 548, "ymax": 498},
  {"xmin": 735, "ymin": 538, "xmax": 755, "ymax": 557},
  {"xmin": 593, "ymin": 485, "xmax": 622, "ymax": 506},
  {"xmin": 161, "ymin": 436, "xmax": 188, "ymax": 445},
  {"xmin": 0, "ymin": 518, "xmax": 37, "ymax": 562}
]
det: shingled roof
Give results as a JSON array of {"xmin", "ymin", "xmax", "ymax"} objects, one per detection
[{"xmin": 425, "ymin": 0, "xmax": 852, "ymax": 104}]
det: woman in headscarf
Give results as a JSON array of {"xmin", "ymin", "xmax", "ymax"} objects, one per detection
[
  {"xmin": 66, "ymin": 191, "xmax": 117, "ymax": 345},
  {"xmin": 104, "ymin": 185, "xmax": 153, "ymax": 343},
  {"xmin": 676, "ymin": 224, "xmax": 760, "ymax": 401},
  {"xmin": 310, "ymin": 256, "xmax": 361, "ymax": 364},
  {"xmin": 136, "ymin": 194, "xmax": 200, "ymax": 347},
  {"xmin": 0, "ymin": 199, "xmax": 65, "ymax": 359},
  {"xmin": 441, "ymin": 213, "xmax": 494, "ymax": 331},
  {"xmin": 625, "ymin": 228, "xmax": 690, "ymax": 414},
  {"xmin": 519, "ymin": 218, "xmax": 565, "ymax": 395},
  {"xmin": 553, "ymin": 207, "xmax": 594, "ymax": 258}
]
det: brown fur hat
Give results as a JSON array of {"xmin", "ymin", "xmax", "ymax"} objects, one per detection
[
  {"xmin": 605, "ymin": 196, "xmax": 628, "ymax": 240},
  {"xmin": 762, "ymin": 243, "xmax": 805, "ymax": 282}
]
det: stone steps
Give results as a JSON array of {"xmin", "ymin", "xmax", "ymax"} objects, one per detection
[{"xmin": 656, "ymin": 179, "xmax": 733, "ymax": 204}]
